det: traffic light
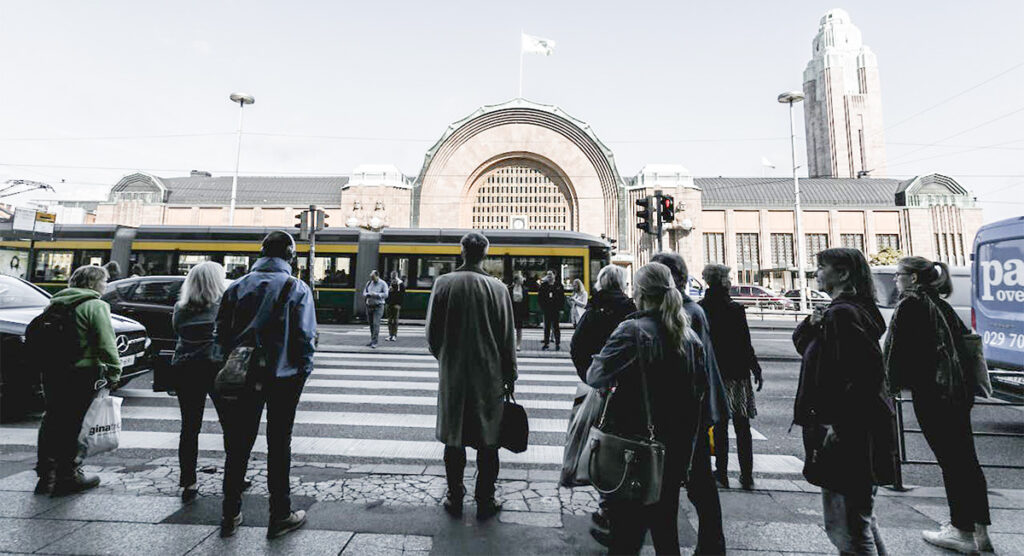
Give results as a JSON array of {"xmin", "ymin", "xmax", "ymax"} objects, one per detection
[
  {"xmin": 658, "ymin": 194, "xmax": 675, "ymax": 224},
  {"xmin": 314, "ymin": 209, "xmax": 329, "ymax": 231},
  {"xmin": 294, "ymin": 210, "xmax": 309, "ymax": 241},
  {"xmin": 635, "ymin": 196, "xmax": 654, "ymax": 234}
]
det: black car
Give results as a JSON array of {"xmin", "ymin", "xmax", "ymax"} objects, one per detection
[{"xmin": 0, "ymin": 275, "xmax": 154, "ymax": 422}]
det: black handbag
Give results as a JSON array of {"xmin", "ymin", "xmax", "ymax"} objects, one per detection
[
  {"xmin": 579, "ymin": 338, "xmax": 666, "ymax": 505},
  {"xmin": 214, "ymin": 278, "xmax": 295, "ymax": 399},
  {"xmin": 500, "ymin": 391, "xmax": 529, "ymax": 453}
]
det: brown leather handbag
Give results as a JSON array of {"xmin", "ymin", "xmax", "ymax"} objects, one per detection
[{"xmin": 579, "ymin": 341, "xmax": 666, "ymax": 505}]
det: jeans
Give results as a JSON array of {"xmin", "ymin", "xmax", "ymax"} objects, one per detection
[
  {"xmin": 386, "ymin": 304, "xmax": 401, "ymax": 338},
  {"xmin": 367, "ymin": 305, "xmax": 384, "ymax": 344},
  {"xmin": 542, "ymin": 310, "xmax": 561, "ymax": 346},
  {"xmin": 714, "ymin": 416, "xmax": 753, "ymax": 479},
  {"xmin": 687, "ymin": 429, "xmax": 726, "ymax": 554},
  {"xmin": 444, "ymin": 445, "xmax": 499, "ymax": 500},
  {"xmin": 36, "ymin": 367, "xmax": 96, "ymax": 478},
  {"xmin": 913, "ymin": 393, "xmax": 991, "ymax": 530},
  {"xmin": 606, "ymin": 460, "xmax": 685, "ymax": 555},
  {"xmin": 221, "ymin": 374, "xmax": 307, "ymax": 520},
  {"xmin": 175, "ymin": 360, "xmax": 225, "ymax": 487},
  {"xmin": 822, "ymin": 486, "xmax": 886, "ymax": 555}
]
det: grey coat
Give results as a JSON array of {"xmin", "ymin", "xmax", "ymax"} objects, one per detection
[{"xmin": 427, "ymin": 266, "xmax": 518, "ymax": 447}]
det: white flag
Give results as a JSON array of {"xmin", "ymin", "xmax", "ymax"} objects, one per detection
[
  {"xmin": 521, "ymin": 33, "xmax": 555, "ymax": 56},
  {"xmin": 761, "ymin": 156, "xmax": 775, "ymax": 168}
]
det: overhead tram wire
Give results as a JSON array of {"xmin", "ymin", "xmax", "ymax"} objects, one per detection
[
  {"xmin": 884, "ymin": 105, "xmax": 1024, "ymax": 165},
  {"xmin": 0, "ymin": 132, "xmax": 232, "ymax": 142},
  {"xmin": 886, "ymin": 138, "xmax": 1024, "ymax": 170}
]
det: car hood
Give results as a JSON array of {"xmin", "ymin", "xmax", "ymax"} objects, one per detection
[{"xmin": 0, "ymin": 305, "xmax": 146, "ymax": 336}]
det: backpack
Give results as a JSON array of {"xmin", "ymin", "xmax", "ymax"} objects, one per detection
[{"xmin": 25, "ymin": 298, "xmax": 90, "ymax": 370}]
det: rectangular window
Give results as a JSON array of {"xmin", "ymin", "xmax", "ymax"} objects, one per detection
[
  {"xmin": 415, "ymin": 256, "xmax": 457, "ymax": 288},
  {"xmin": 770, "ymin": 233, "xmax": 794, "ymax": 268},
  {"xmin": 133, "ymin": 251, "xmax": 175, "ymax": 276},
  {"xmin": 33, "ymin": 250, "xmax": 74, "ymax": 282},
  {"xmin": 381, "ymin": 256, "xmax": 410, "ymax": 285},
  {"xmin": 806, "ymin": 234, "xmax": 829, "ymax": 266},
  {"xmin": 223, "ymin": 254, "xmax": 256, "ymax": 279},
  {"xmin": 876, "ymin": 234, "xmax": 899, "ymax": 251},
  {"xmin": 560, "ymin": 257, "xmax": 585, "ymax": 290},
  {"xmin": 703, "ymin": 233, "xmax": 725, "ymax": 265},
  {"xmin": 512, "ymin": 256, "xmax": 553, "ymax": 289},
  {"xmin": 736, "ymin": 233, "xmax": 760, "ymax": 284},
  {"xmin": 482, "ymin": 258, "xmax": 506, "ymax": 281},
  {"xmin": 0, "ymin": 248, "xmax": 29, "ymax": 279},
  {"xmin": 178, "ymin": 254, "xmax": 212, "ymax": 275},
  {"xmin": 840, "ymin": 233, "xmax": 864, "ymax": 252}
]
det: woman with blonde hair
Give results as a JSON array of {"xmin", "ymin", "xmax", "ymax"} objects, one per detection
[
  {"xmin": 569, "ymin": 278, "xmax": 588, "ymax": 327},
  {"xmin": 508, "ymin": 271, "xmax": 529, "ymax": 351},
  {"xmin": 172, "ymin": 261, "xmax": 228, "ymax": 503},
  {"xmin": 585, "ymin": 262, "xmax": 706, "ymax": 554}
]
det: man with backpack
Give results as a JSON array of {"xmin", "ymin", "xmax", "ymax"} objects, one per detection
[
  {"xmin": 215, "ymin": 231, "xmax": 317, "ymax": 539},
  {"xmin": 30, "ymin": 265, "xmax": 121, "ymax": 497}
]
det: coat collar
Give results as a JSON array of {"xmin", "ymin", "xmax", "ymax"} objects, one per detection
[
  {"xmin": 251, "ymin": 257, "xmax": 292, "ymax": 274},
  {"xmin": 454, "ymin": 264, "xmax": 490, "ymax": 277}
]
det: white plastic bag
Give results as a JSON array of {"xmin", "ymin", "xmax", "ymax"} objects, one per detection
[{"xmin": 78, "ymin": 389, "xmax": 122, "ymax": 457}]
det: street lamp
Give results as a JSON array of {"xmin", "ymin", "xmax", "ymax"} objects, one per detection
[
  {"xmin": 228, "ymin": 92, "xmax": 255, "ymax": 226},
  {"xmin": 777, "ymin": 90, "xmax": 808, "ymax": 313}
]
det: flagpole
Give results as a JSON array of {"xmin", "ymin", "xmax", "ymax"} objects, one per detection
[{"xmin": 518, "ymin": 31, "xmax": 524, "ymax": 98}]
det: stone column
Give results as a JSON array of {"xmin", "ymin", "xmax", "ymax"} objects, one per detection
[
  {"xmin": 828, "ymin": 209, "xmax": 841, "ymax": 248},
  {"xmin": 724, "ymin": 209, "xmax": 737, "ymax": 278},
  {"xmin": 864, "ymin": 210, "xmax": 877, "ymax": 256}
]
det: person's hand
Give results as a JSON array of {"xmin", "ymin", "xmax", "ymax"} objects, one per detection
[
  {"xmin": 504, "ymin": 381, "xmax": 515, "ymax": 397},
  {"xmin": 809, "ymin": 306, "xmax": 826, "ymax": 327},
  {"xmin": 754, "ymin": 373, "xmax": 764, "ymax": 392}
]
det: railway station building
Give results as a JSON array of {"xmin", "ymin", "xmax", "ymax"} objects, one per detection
[{"xmin": 89, "ymin": 99, "xmax": 981, "ymax": 291}]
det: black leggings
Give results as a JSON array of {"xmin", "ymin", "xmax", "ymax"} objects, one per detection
[{"xmin": 175, "ymin": 361, "xmax": 225, "ymax": 487}]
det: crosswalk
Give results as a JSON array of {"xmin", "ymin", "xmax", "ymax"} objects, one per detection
[{"xmin": 0, "ymin": 351, "xmax": 802, "ymax": 474}]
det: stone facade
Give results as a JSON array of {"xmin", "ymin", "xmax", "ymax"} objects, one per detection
[{"xmin": 803, "ymin": 9, "xmax": 887, "ymax": 178}]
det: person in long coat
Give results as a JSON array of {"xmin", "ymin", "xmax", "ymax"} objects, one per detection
[{"xmin": 426, "ymin": 232, "xmax": 517, "ymax": 521}]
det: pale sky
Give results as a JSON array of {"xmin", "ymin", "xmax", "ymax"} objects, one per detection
[{"xmin": 1, "ymin": 0, "xmax": 1021, "ymax": 224}]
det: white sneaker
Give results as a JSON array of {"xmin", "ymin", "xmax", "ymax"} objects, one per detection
[
  {"xmin": 975, "ymin": 524, "xmax": 994, "ymax": 552},
  {"xmin": 923, "ymin": 523, "xmax": 979, "ymax": 554}
]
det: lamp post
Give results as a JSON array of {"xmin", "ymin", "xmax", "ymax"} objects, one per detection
[
  {"xmin": 228, "ymin": 92, "xmax": 255, "ymax": 225},
  {"xmin": 778, "ymin": 90, "xmax": 807, "ymax": 313}
]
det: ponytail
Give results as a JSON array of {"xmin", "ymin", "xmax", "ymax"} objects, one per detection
[
  {"xmin": 634, "ymin": 262, "xmax": 692, "ymax": 356},
  {"xmin": 899, "ymin": 256, "xmax": 953, "ymax": 298}
]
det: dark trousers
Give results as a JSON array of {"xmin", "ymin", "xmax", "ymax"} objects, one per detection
[
  {"xmin": 542, "ymin": 309, "xmax": 561, "ymax": 346},
  {"xmin": 175, "ymin": 361, "xmax": 225, "ymax": 487},
  {"xmin": 443, "ymin": 445, "xmax": 499, "ymax": 500},
  {"xmin": 713, "ymin": 416, "xmax": 753, "ymax": 479},
  {"xmin": 687, "ymin": 429, "xmax": 726, "ymax": 554},
  {"xmin": 221, "ymin": 374, "xmax": 306, "ymax": 520},
  {"xmin": 36, "ymin": 368, "xmax": 96, "ymax": 478},
  {"xmin": 386, "ymin": 304, "xmax": 401, "ymax": 337},
  {"xmin": 913, "ymin": 393, "xmax": 991, "ymax": 530},
  {"xmin": 607, "ymin": 461, "xmax": 685, "ymax": 555}
]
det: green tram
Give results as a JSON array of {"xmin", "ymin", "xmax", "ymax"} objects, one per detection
[{"xmin": 0, "ymin": 225, "xmax": 611, "ymax": 323}]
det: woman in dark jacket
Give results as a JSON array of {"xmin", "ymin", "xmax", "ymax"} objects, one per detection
[
  {"xmin": 172, "ymin": 261, "xmax": 228, "ymax": 503},
  {"xmin": 792, "ymin": 248, "xmax": 896, "ymax": 555},
  {"xmin": 698, "ymin": 264, "xmax": 762, "ymax": 490},
  {"xmin": 586, "ymin": 262, "xmax": 707, "ymax": 555},
  {"xmin": 885, "ymin": 256, "xmax": 991, "ymax": 554},
  {"xmin": 509, "ymin": 272, "xmax": 529, "ymax": 351},
  {"xmin": 570, "ymin": 264, "xmax": 638, "ymax": 381},
  {"xmin": 385, "ymin": 271, "xmax": 405, "ymax": 342}
]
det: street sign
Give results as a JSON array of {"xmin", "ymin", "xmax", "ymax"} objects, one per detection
[{"xmin": 12, "ymin": 208, "xmax": 56, "ymax": 235}]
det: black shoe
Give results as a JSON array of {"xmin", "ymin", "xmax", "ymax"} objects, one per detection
[
  {"xmin": 51, "ymin": 469, "xmax": 100, "ymax": 497},
  {"xmin": 714, "ymin": 471, "xmax": 730, "ymax": 489},
  {"xmin": 591, "ymin": 509, "xmax": 610, "ymax": 530},
  {"xmin": 541, "ymin": 344, "xmax": 550, "ymax": 350},
  {"xmin": 555, "ymin": 344, "xmax": 560, "ymax": 351},
  {"xmin": 220, "ymin": 513, "xmax": 243, "ymax": 538},
  {"xmin": 444, "ymin": 487, "xmax": 464, "ymax": 518},
  {"xmin": 267, "ymin": 510, "xmax": 307, "ymax": 539},
  {"xmin": 740, "ymin": 475, "xmax": 755, "ymax": 490},
  {"xmin": 182, "ymin": 485, "xmax": 199, "ymax": 503},
  {"xmin": 476, "ymin": 497, "xmax": 502, "ymax": 521},
  {"xmin": 34, "ymin": 471, "xmax": 55, "ymax": 495},
  {"xmin": 590, "ymin": 527, "xmax": 613, "ymax": 547}
]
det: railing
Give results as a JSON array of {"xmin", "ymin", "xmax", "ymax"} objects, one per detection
[
  {"xmin": 743, "ymin": 307, "xmax": 813, "ymax": 322},
  {"xmin": 890, "ymin": 373, "xmax": 1024, "ymax": 490}
]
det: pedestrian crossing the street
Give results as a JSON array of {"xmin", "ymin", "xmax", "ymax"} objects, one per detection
[{"xmin": 0, "ymin": 351, "xmax": 802, "ymax": 474}]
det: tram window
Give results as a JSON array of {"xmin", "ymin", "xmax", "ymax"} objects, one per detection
[
  {"xmin": 482, "ymin": 258, "xmax": 505, "ymax": 281},
  {"xmin": 561, "ymin": 257, "xmax": 585, "ymax": 290},
  {"xmin": 512, "ymin": 256, "xmax": 551, "ymax": 289},
  {"xmin": 34, "ymin": 251, "xmax": 74, "ymax": 282},
  {"xmin": 295, "ymin": 257, "xmax": 329, "ymax": 283},
  {"xmin": 382, "ymin": 256, "xmax": 410, "ymax": 283},
  {"xmin": 416, "ymin": 256, "xmax": 456, "ymax": 288},
  {"xmin": 322, "ymin": 256, "xmax": 353, "ymax": 287},
  {"xmin": 0, "ymin": 248, "xmax": 29, "ymax": 279},
  {"xmin": 224, "ymin": 255, "xmax": 254, "ymax": 279},
  {"xmin": 81, "ymin": 250, "xmax": 108, "ymax": 268},
  {"xmin": 134, "ymin": 251, "xmax": 175, "ymax": 276},
  {"xmin": 179, "ymin": 254, "xmax": 212, "ymax": 275}
]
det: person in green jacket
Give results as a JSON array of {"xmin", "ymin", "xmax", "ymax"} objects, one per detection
[{"xmin": 35, "ymin": 265, "xmax": 121, "ymax": 497}]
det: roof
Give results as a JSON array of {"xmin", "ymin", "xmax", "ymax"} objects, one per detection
[
  {"xmin": 695, "ymin": 177, "xmax": 909, "ymax": 209},
  {"xmin": 110, "ymin": 173, "xmax": 347, "ymax": 206}
]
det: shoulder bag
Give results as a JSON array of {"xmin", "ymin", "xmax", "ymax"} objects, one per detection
[
  {"xmin": 214, "ymin": 277, "xmax": 296, "ymax": 399},
  {"xmin": 578, "ymin": 327, "xmax": 666, "ymax": 505},
  {"xmin": 499, "ymin": 391, "xmax": 529, "ymax": 453}
]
